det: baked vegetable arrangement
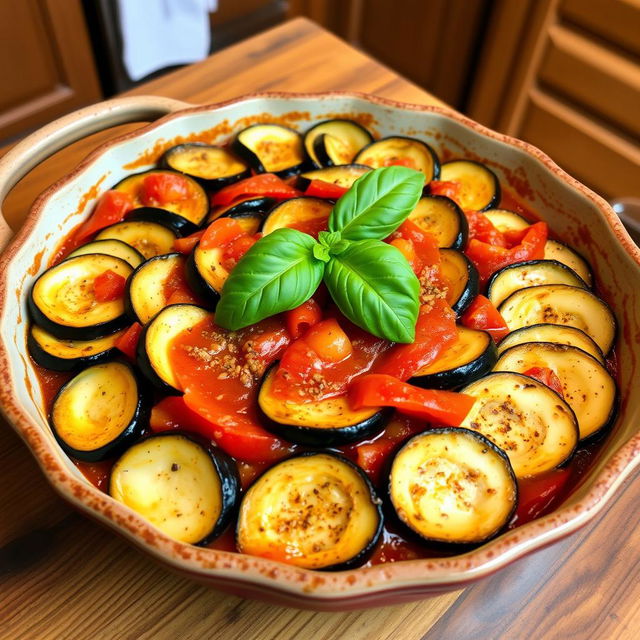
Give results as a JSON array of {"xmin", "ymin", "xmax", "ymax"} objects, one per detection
[{"xmin": 29, "ymin": 119, "xmax": 618, "ymax": 569}]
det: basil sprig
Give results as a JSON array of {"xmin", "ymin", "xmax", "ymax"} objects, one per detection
[{"xmin": 215, "ymin": 166, "xmax": 422, "ymax": 343}]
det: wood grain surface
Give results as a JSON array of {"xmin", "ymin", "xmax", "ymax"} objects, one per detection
[{"xmin": 0, "ymin": 18, "xmax": 638, "ymax": 640}]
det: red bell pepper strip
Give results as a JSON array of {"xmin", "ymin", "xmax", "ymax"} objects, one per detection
[
  {"xmin": 388, "ymin": 219, "xmax": 441, "ymax": 268},
  {"xmin": 460, "ymin": 295, "xmax": 510, "ymax": 342},
  {"xmin": 303, "ymin": 179, "xmax": 349, "ymax": 199},
  {"xmin": 210, "ymin": 173, "xmax": 301, "ymax": 207},
  {"xmin": 74, "ymin": 190, "xmax": 135, "ymax": 243},
  {"xmin": 93, "ymin": 270, "xmax": 126, "ymax": 301},
  {"xmin": 221, "ymin": 233, "xmax": 261, "ymax": 270},
  {"xmin": 464, "ymin": 210, "xmax": 509, "ymax": 247},
  {"xmin": 140, "ymin": 173, "xmax": 190, "ymax": 206},
  {"xmin": 114, "ymin": 322, "xmax": 143, "ymax": 360},
  {"xmin": 428, "ymin": 180, "xmax": 462, "ymax": 205},
  {"xmin": 284, "ymin": 298, "xmax": 323, "ymax": 339},
  {"xmin": 349, "ymin": 374, "xmax": 475, "ymax": 426},
  {"xmin": 200, "ymin": 217, "xmax": 246, "ymax": 250},
  {"xmin": 523, "ymin": 366, "xmax": 564, "ymax": 397},
  {"xmin": 173, "ymin": 230, "xmax": 204, "ymax": 254}
]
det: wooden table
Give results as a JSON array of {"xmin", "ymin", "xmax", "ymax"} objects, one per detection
[{"xmin": 1, "ymin": 18, "xmax": 638, "ymax": 640}]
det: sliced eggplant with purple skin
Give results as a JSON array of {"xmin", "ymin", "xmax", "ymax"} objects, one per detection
[
  {"xmin": 439, "ymin": 160, "xmax": 500, "ymax": 211},
  {"xmin": 206, "ymin": 196, "xmax": 277, "ymax": 224},
  {"xmin": 68, "ymin": 239, "xmax": 145, "ymax": 268},
  {"xmin": 231, "ymin": 124, "xmax": 306, "ymax": 178},
  {"xmin": 543, "ymin": 239, "xmax": 593, "ymax": 287},
  {"xmin": 50, "ymin": 360, "xmax": 150, "ymax": 462},
  {"xmin": 161, "ymin": 142, "xmax": 250, "ymax": 190},
  {"xmin": 237, "ymin": 451, "xmax": 383, "ymax": 569},
  {"xmin": 261, "ymin": 197, "xmax": 333, "ymax": 236},
  {"xmin": 408, "ymin": 196, "xmax": 468, "ymax": 249},
  {"xmin": 296, "ymin": 164, "xmax": 371, "ymax": 191},
  {"xmin": 127, "ymin": 207, "xmax": 200, "ymax": 237},
  {"xmin": 110, "ymin": 431, "xmax": 240, "ymax": 546},
  {"xmin": 389, "ymin": 428, "xmax": 518, "ymax": 545},
  {"xmin": 303, "ymin": 119, "xmax": 374, "ymax": 168},
  {"xmin": 96, "ymin": 220, "xmax": 178, "ymax": 260},
  {"xmin": 29, "ymin": 254, "xmax": 133, "ymax": 340},
  {"xmin": 483, "ymin": 208, "xmax": 530, "ymax": 232},
  {"xmin": 438, "ymin": 248, "xmax": 479, "ymax": 315},
  {"xmin": 257, "ymin": 362, "xmax": 391, "ymax": 447},
  {"xmin": 355, "ymin": 136, "xmax": 440, "ymax": 183}
]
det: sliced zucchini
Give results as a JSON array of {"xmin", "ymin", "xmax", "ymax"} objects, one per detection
[
  {"xmin": 487, "ymin": 259, "xmax": 588, "ymax": 308},
  {"xmin": 483, "ymin": 209, "xmax": 530, "ymax": 232},
  {"xmin": 28, "ymin": 324, "xmax": 126, "ymax": 372},
  {"xmin": 439, "ymin": 249, "xmax": 479, "ymax": 315},
  {"xmin": 544, "ymin": 240, "xmax": 593, "ymax": 287},
  {"xmin": 127, "ymin": 207, "xmax": 199, "ymax": 237},
  {"xmin": 232, "ymin": 124, "xmax": 305, "ymax": 177},
  {"xmin": 499, "ymin": 284, "xmax": 616, "ymax": 354},
  {"xmin": 113, "ymin": 169, "xmax": 208, "ymax": 225},
  {"xmin": 494, "ymin": 342, "xmax": 617, "ymax": 441},
  {"xmin": 407, "ymin": 196, "xmax": 468, "ymax": 249},
  {"xmin": 110, "ymin": 432, "xmax": 240, "ymax": 545},
  {"xmin": 354, "ymin": 136, "xmax": 440, "ymax": 182},
  {"xmin": 51, "ymin": 361, "xmax": 149, "ymax": 462},
  {"xmin": 439, "ymin": 160, "xmax": 500, "ymax": 211},
  {"xmin": 161, "ymin": 142, "xmax": 250, "ymax": 189},
  {"xmin": 261, "ymin": 197, "xmax": 333, "ymax": 237},
  {"xmin": 497, "ymin": 323, "xmax": 605, "ymax": 364},
  {"xmin": 29, "ymin": 254, "xmax": 133, "ymax": 340},
  {"xmin": 410, "ymin": 326, "xmax": 497, "ymax": 389},
  {"xmin": 125, "ymin": 253, "xmax": 187, "ymax": 324},
  {"xmin": 237, "ymin": 452, "xmax": 383, "ymax": 569},
  {"xmin": 297, "ymin": 164, "xmax": 371, "ymax": 190},
  {"xmin": 68, "ymin": 239, "xmax": 144, "ymax": 268},
  {"xmin": 96, "ymin": 220, "xmax": 177, "ymax": 260},
  {"xmin": 389, "ymin": 428, "xmax": 517, "ymax": 544},
  {"xmin": 303, "ymin": 119, "xmax": 373, "ymax": 168},
  {"xmin": 206, "ymin": 196, "xmax": 276, "ymax": 224},
  {"xmin": 460, "ymin": 372, "xmax": 579, "ymax": 478},
  {"xmin": 137, "ymin": 304, "xmax": 210, "ymax": 393},
  {"xmin": 258, "ymin": 363, "xmax": 390, "ymax": 446}
]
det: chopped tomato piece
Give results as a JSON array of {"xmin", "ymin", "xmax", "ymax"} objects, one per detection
[
  {"xmin": 429, "ymin": 180, "xmax": 462, "ymax": 205},
  {"xmin": 390, "ymin": 237, "xmax": 420, "ymax": 274},
  {"xmin": 173, "ymin": 230, "xmax": 204, "ymax": 254},
  {"xmin": 523, "ymin": 366, "xmax": 564, "ymax": 397},
  {"xmin": 303, "ymin": 318, "xmax": 353, "ymax": 363},
  {"xmin": 349, "ymin": 374, "xmax": 475, "ymax": 426},
  {"xmin": 464, "ymin": 210, "xmax": 508, "ymax": 247},
  {"xmin": 221, "ymin": 233, "xmax": 260, "ymax": 271},
  {"xmin": 460, "ymin": 295, "xmax": 510, "ymax": 342},
  {"xmin": 211, "ymin": 173, "xmax": 301, "ymax": 207},
  {"xmin": 285, "ymin": 298, "xmax": 323, "ymax": 339},
  {"xmin": 140, "ymin": 173, "xmax": 190, "ymax": 206},
  {"xmin": 277, "ymin": 339, "xmax": 324, "ymax": 382},
  {"xmin": 150, "ymin": 396, "xmax": 214, "ymax": 433},
  {"xmin": 510, "ymin": 469, "xmax": 572, "ymax": 527},
  {"xmin": 114, "ymin": 322, "xmax": 143, "ymax": 360},
  {"xmin": 74, "ymin": 190, "xmax": 135, "ymax": 243},
  {"xmin": 93, "ymin": 270, "xmax": 126, "ymax": 301},
  {"xmin": 303, "ymin": 179, "xmax": 349, "ymax": 199},
  {"xmin": 354, "ymin": 438, "xmax": 396, "ymax": 485},
  {"xmin": 389, "ymin": 219, "xmax": 440, "ymax": 269},
  {"xmin": 200, "ymin": 217, "xmax": 246, "ymax": 250}
]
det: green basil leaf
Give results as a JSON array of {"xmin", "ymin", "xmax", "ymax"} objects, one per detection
[
  {"xmin": 324, "ymin": 240, "xmax": 420, "ymax": 343},
  {"xmin": 215, "ymin": 228, "xmax": 324, "ymax": 330},
  {"xmin": 328, "ymin": 166, "xmax": 424, "ymax": 241}
]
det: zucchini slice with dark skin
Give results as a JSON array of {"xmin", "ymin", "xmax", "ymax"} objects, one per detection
[
  {"xmin": 460, "ymin": 371, "xmax": 579, "ymax": 478},
  {"xmin": 28, "ymin": 325, "xmax": 126, "ymax": 372},
  {"xmin": 236, "ymin": 451, "xmax": 383, "ymax": 569},
  {"xmin": 96, "ymin": 220, "xmax": 177, "ymax": 260},
  {"xmin": 438, "ymin": 249, "xmax": 479, "ymax": 315},
  {"xmin": 68, "ymin": 239, "xmax": 145, "ymax": 268},
  {"xmin": 408, "ymin": 196, "xmax": 468, "ymax": 249},
  {"xmin": 110, "ymin": 432, "xmax": 240, "ymax": 546},
  {"xmin": 487, "ymin": 259, "xmax": 588, "ymax": 308},
  {"xmin": 50, "ymin": 360, "xmax": 150, "ymax": 462},
  {"xmin": 544, "ymin": 240, "xmax": 593, "ymax": 287},
  {"xmin": 389, "ymin": 428, "xmax": 517, "ymax": 545},
  {"xmin": 125, "ymin": 252, "xmax": 187, "ymax": 324},
  {"xmin": 161, "ymin": 142, "xmax": 250, "ymax": 189},
  {"xmin": 439, "ymin": 160, "xmax": 500, "ymax": 211},
  {"xmin": 494, "ymin": 342, "xmax": 617, "ymax": 441},
  {"xmin": 410, "ymin": 326, "xmax": 497, "ymax": 390},
  {"xmin": 261, "ymin": 197, "xmax": 333, "ymax": 237},
  {"xmin": 29, "ymin": 254, "xmax": 133, "ymax": 340},
  {"xmin": 497, "ymin": 323, "xmax": 605, "ymax": 364},
  {"xmin": 303, "ymin": 119, "xmax": 374, "ymax": 168},
  {"xmin": 258, "ymin": 363, "xmax": 391, "ymax": 446},
  {"xmin": 354, "ymin": 136, "xmax": 440, "ymax": 183},
  {"xmin": 206, "ymin": 196, "xmax": 277, "ymax": 224},
  {"xmin": 137, "ymin": 304, "xmax": 211, "ymax": 393},
  {"xmin": 498, "ymin": 284, "xmax": 616, "ymax": 354},
  {"xmin": 127, "ymin": 207, "xmax": 200, "ymax": 237},
  {"xmin": 113, "ymin": 169, "xmax": 209, "ymax": 226},
  {"xmin": 231, "ymin": 124, "xmax": 306, "ymax": 178},
  {"xmin": 296, "ymin": 164, "xmax": 371, "ymax": 190},
  {"xmin": 483, "ymin": 208, "xmax": 530, "ymax": 232}
]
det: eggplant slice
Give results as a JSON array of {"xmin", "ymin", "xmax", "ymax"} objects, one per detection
[
  {"xmin": 355, "ymin": 136, "xmax": 440, "ymax": 182},
  {"xmin": 297, "ymin": 164, "xmax": 371, "ymax": 190},
  {"xmin": 303, "ymin": 119, "xmax": 373, "ymax": 168},
  {"xmin": 206, "ymin": 196, "xmax": 276, "ymax": 224},
  {"xmin": 544, "ymin": 240, "xmax": 593, "ymax": 287},
  {"xmin": 389, "ymin": 428, "xmax": 517, "ymax": 545},
  {"xmin": 127, "ymin": 207, "xmax": 200, "ymax": 237},
  {"xmin": 261, "ymin": 197, "xmax": 333, "ymax": 236},
  {"xmin": 68, "ymin": 239, "xmax": 145, "ymax": 268},
  {"xmin": 51, "ymin": 361, "xmax": 149, "ymax": 462},
  {"xmin": 96, "ymin": 220, "xmax": 177, "ymax": 260},
  {"xmin": 237, "ymin": 452, "xmax": 383, "ymax": 569},
  {"xmin": 494, "ymin": 342, "xmax": 617, "ymax": 441},
  {"xmin": 460, "ymin": 372, "xmax": 579, "ymax": 478},
  {"xmin": 29, "ymin": 254, "xmax": 133, "ymax": 340},
  {"xmin": 438, "ymin": 249, "xmax": 479, "ymax": 315},
  {"xmin": 232, "ymin": 124, "xmax": 305, "ymax": 177},
  {"xmin": 408, "ymin": 196, "xmax": 468, "ymax": 249},
  {"xmin": 483, "ymin": 209, "xmax": 530, "ymax": 232},
  {"xmin": 439, "ymin": 160, "xmax": 500, "ymax": 211},
  {"xmin": 110, "ymin": 432, "xmax": 240, "ymax": 545},
  {"xmin": 258, "ymin": 363, "xmax": 391, "ymax": 446},
  {"xmin": 498, "ymin": 284, "xmax": 616, "ymax": 354}
]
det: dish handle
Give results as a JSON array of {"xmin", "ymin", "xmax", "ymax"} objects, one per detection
[{"xmin": 0, "ymin": 95, "xmax": 191, "ymax": 251}]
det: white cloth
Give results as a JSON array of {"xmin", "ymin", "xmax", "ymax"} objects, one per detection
[{"xmin": 118, "ymin": 0, "xmax": 218, "ymax": 82}]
